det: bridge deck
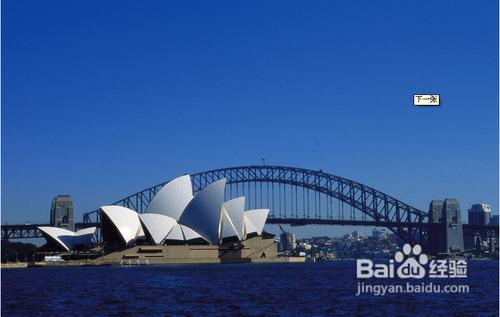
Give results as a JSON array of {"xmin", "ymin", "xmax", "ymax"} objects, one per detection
[
  {"xmin": 1, "ymin": 223, "xmax": 99, "ymax": 239},
  {"xmin": 1, "ymin": 220, "xmax": 496, "ymax": 240}
]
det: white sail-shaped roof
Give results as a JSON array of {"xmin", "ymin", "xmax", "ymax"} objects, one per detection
[
  {"xmin": 145, "ymin": 175, "xmax": 193, "ymax": 221},
  {"xmin": 38, "ymin": 227, "xmax": 75, "ymax": 251},
  {"xmin": 165, "ymin": 224, "xmax": 185, "ymax": 241},
  {"xmin": 179, "ymin": 179, "xmax": 226, "ymax": 244},
  {"xmin": 221, "ymin": 210, "xmax": 238, "ymax": 239},
  {"xmin": 76, "ymin": 227, "xmax": 97, "ymax": 236},
  {"xmin": 221, "ymin": 197, "xmax": 245, "ymax": 240},
  {"xmin": 244, "ymin": 209, "xmax": 269, "ymax": 237},
  {"xmin": 139, "ymin": 213, "xmax": 177, "ymax": 245},
  {"xmin": 163, "ymin": 224, "xmax": 204, "ymax": 242},
  {"xmin": 180, "ymin": 225, "xmax": 203, "ymax": 240},
  {"xmin": 38, "ymin": 226, "xmax": 96, "ymax": 251},
  {"xmin": 100, "ymin": 206, "xmax": 143, "ymax": 245},
  {"xmin": 244, "ymin": 217, "xmax": 258, "ymax": 237},
  {"xmin": 73, "ymin": 227, "xmax": 97, "ymax": 246}
]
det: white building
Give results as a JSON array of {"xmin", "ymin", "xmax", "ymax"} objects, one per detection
[
  {"xmin": 38, "ymin": 226, "xmax": 97, "ymax": 252},
  {"xmin": 100, "ymin": 175, "xmax": 269, "ymax": 247}
]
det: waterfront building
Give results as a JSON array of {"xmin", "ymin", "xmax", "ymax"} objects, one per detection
[
  {"xmin": 99, "ymin": 176, "xmax": 269, "ymax": 248},
  {"xmin": 36, "ymin": 175, "xmax": 305, "ymax": 264},
  {"xmin": 38, "ymin": 226, "xmax": 96, "ymax": 252},
  {"xmin": 280, "ymin": 231, "xmax": 296, "ymax": 253},
  {"xmin": 468, "ymin": 203, "xmax": 492, "ymax": 225}
]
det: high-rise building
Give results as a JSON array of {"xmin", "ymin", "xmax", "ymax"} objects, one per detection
[
  {"xmin": 50, "ymin": 195, "xmax": 74, "ymax": 231},
  {"xmin": 279, "ymin": 231, "xmax": 296, "ymax": 253},
  {"xmin": 468, "ymin": 203, "xmax": 492, "ymax": 225}
]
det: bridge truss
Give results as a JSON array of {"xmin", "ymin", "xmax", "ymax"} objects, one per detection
[{"xmin": 83, "ymin": 165, "xmax": 429, "ymax": 244}]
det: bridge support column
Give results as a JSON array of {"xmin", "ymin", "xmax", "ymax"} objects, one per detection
[{"xmin": 427, "ymin": 199, "xmax": 464, "ymax": 255}]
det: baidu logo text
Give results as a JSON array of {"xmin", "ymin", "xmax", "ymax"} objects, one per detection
[{"xmin": 356, "ymin": 243, "xmax": 466, "ymax": 279}]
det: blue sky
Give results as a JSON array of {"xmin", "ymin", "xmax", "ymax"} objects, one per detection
[{"xmin": 2, "ymin": 0, "xmax": 498, "ymax": 238}]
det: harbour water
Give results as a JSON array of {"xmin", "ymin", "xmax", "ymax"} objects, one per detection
[{"xmin": 2, "ymin": 260, "xmax": 498, "ymax": 316}]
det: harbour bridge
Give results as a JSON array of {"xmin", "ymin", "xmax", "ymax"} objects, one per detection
[{"xmin": 2, "ymin": 165, "xmax": 498, "ymax": 248}]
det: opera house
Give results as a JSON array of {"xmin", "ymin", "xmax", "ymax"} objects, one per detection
[
  {"xmin": 37, "ymin": 175, "xmax": 294, "ymax": 264},
  {"xmin": 38, "ymin": 226, "xmax": 96, "ymax": 252}
]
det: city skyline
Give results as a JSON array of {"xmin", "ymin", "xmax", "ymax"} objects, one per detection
[{"xmin": 2, "ymin": 0, "xmax": 498, "ymax": 239}]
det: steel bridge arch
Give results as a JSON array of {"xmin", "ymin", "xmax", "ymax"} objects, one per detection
[{"xmin": 83, "ymin": 165, "xmax": 429, "ymax": 244}]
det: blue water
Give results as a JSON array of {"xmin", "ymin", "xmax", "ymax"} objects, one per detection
[{"xmin": 2, "ymin": 260, "xmax": 498, "ymax": 316}]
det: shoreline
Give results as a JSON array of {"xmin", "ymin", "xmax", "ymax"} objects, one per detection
[{"xmin": 1, "ymin": 256, "xmax": 306, "ymax": 269}]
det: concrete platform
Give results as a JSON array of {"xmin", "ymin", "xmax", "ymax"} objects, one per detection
[{"xmin": 24, "ymin": 236, "xmax": 306, "ymax": 267}]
